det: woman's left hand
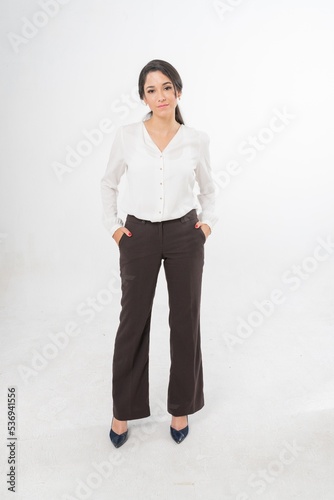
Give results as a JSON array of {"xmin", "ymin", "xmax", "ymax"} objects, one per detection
[{"xmin": 194, "ymin": 222, "xmax": 211, "ymax": 240}]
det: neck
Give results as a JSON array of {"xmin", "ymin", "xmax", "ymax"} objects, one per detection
[{"xmin": 147, "ymin": 113, "xmax": 180, "ymax": 132}]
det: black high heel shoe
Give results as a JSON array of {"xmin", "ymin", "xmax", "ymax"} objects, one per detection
[
  {"xmin": 109, "ymin": 418, "xmax": 128, "ymax": 448},
  {"xmin": 170, "ymin": 416, "xmax": 189, "ymax": 444}
]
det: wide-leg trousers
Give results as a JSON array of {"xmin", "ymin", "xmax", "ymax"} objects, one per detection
[{"xmin": 112, "ymin": 209, "xmax": 206, "ymax": 420}]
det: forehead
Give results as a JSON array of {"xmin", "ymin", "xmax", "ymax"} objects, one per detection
[{"xmin": 144, "ymin": 70, "xmax": 172, "ymax": 87}]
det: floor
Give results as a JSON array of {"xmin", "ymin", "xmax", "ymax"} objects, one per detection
[{"xmin": 1, "ymin": 251, "xmax": 333, "ymax": 500}]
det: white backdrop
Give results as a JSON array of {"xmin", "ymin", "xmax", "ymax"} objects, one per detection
[
  {"xmin": 1, "ymin": 0, "xmax": 333, "ymax": 287},
  {"xmin": 1, "ymin": 1, "xmax": 334, "ymax": 499}
]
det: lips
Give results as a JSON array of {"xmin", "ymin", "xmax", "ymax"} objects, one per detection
[{"xmin": 157, "ymin": 104, "xmax": 169, "ymax": 108}]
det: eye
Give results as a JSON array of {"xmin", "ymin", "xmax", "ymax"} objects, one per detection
[
  {"xmin": 164, "ymin": 86, "xmax": 172, "ymax": 91},
  {"xmin": 147, "ymin": 89, "xmax": 155, "ymax": 93}
]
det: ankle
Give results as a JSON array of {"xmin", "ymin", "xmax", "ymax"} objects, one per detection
[
  {"xmin": 171, "ymin": 415, "xmax": 188, "ymax": 431},
  {"xmin": 112, "ymin": 417, "xmax": 128, "ymax": 433}
]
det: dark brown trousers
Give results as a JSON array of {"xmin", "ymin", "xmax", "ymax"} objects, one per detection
[{"xmin": 112, "ymin": 209, "xmax": 205, "ymax": 420}]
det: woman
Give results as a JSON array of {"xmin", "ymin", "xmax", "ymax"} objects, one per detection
[{"xmin": 100, "ymin": 59, "xmax": 218, "ymax": 448}]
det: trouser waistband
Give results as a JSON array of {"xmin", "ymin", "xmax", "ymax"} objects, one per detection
[{"xmin": 126, "ymin": 209, "xmax": 198, "ymax": 225}]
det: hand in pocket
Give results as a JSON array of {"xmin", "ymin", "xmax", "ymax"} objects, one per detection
[
  {"xmin": 194, "ymin": 222, "xmax": 211, "ymax": 240},
  {"xmin": 113, "ymin": 227, "xmax": 132, "ymax": 246}
]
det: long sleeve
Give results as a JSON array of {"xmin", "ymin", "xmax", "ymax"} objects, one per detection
[
  {"xmin": 100, "ymin": 127, "xmax": 127, "ymax": 236},
  {"xmin": 195, "ymin": 131, "xmax": 218, "ymax": 230}
]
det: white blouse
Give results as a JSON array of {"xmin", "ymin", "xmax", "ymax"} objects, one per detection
[{"xmin": 100, "ymin": 120, "xmax": 218, "ymax": 236}]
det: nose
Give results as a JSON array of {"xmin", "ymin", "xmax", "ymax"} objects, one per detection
[{"xmin": 157, "ymin": 90, "xmax": 166, "ymax": 102}]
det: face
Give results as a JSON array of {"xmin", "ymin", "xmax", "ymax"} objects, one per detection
[{"xmin": 143, "ymin": 70, "xmax": 181, "ymax": 118}]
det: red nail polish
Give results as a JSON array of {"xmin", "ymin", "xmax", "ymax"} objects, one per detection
[{"xmin": 128, "ymin": 232, "xmax": 132, "ymax": 236}]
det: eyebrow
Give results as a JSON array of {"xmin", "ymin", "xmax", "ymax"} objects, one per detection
[{"xmin": 145, "ymin": 81, "xmax": 172, "ymax": 89}]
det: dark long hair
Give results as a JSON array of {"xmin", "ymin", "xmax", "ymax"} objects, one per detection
[{"xmin": 138, "ymin": 59, "xmax": 185, "ymax": 125}]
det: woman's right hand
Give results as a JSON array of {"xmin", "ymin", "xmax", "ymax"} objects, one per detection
[{"xmin": 113, "ymin": 227, "xmax": 132, "ymax": 246}]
